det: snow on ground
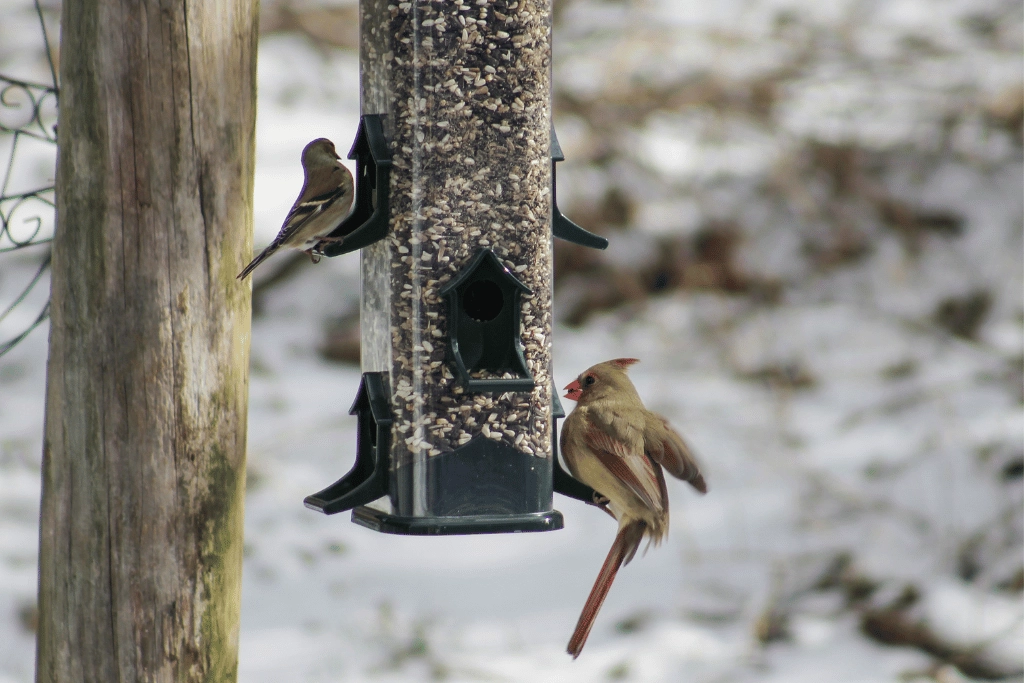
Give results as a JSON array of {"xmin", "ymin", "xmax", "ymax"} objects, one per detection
[{"xmin": 1, "ymin": 0, "xmax": 1022, "ymax": 681}]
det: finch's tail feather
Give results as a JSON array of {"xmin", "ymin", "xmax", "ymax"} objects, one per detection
[
  {"xmin": 237, "ymin": 243, "xmax": 279, "ymax": 280},
  {"xmin": 567, "ymin": 520, "xmax": 646, "ymax": 659}
]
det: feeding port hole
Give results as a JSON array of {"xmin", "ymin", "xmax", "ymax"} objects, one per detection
[{"xmin": 463, "ymin": 280, "xmax": 504, "ymax": 322}]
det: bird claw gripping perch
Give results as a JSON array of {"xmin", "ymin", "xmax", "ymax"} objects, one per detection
[{"xmin": 307, "ymin": 235, "xmax": 346, "ymax": 262}]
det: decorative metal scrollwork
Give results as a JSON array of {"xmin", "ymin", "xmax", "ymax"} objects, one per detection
[{"xmin": 0, "ymin": 0, "xmax": 58, "ymax": 358}]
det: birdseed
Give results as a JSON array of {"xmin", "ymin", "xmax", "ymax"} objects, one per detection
[{"xmin": 358, "ymin": 0, "xmax": 553, "ymax": 469}]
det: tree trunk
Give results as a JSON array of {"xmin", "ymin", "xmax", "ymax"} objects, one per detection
[{"xmin": 36, "ymin": 1, "xmax": 258, "ymax": 681}]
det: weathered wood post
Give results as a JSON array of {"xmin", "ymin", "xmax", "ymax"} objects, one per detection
[{"xmin": 36, "ymin": 1, "xmax": 258, "ymax": 680}]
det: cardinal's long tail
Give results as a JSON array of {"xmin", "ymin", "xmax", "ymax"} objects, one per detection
[
  {"xmin": 567, "ymin": 520, "xmax": 646, "ymax": 659},
  {"xmin": 237, "ymin": 243, "xmax": 279, "ymax": 280}
]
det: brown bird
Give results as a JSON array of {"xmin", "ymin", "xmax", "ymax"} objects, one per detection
[
  {"xmin": 237, "ymin": 138, "xmax": 354, "ymax": 280},
  {"xmin": 560, "ymin": 358, "xmax": 707, "ymax": 658}
]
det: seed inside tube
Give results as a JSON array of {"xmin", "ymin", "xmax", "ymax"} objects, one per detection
[{"xmin": 368, "ymin": 0, "xmax": 553, "ymax": 470}]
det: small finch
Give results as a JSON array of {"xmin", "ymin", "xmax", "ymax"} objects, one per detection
[
  {"xmin": 561, "ymin": 358, "xmax": 707, "ymax": 658},
  {"xmin": 237, "ymin": 138, "xmax": 355, "ymax": 280}
]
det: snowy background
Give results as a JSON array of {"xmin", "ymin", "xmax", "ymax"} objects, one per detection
[{"xmin": 1, "ymin": 0, "xmax": 1022, "ymax": 681}]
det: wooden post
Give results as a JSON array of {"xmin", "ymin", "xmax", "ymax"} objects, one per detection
[{"xmin": 36, "ymin": 1, "xmax": 258, "ymax": 681}]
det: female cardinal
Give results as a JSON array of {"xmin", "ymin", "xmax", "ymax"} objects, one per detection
[{"xmin": 560, "ymin": 358, "xmax": 707, "ymax": 658}]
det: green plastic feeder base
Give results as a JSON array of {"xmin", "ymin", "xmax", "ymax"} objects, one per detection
[{"xmin": 351, "ymin": 507, "xmax": 564, "ymax": 536}]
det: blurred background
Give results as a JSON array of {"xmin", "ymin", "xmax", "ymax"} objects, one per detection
[{"xmin": 1, "ymin": 0, "xmax": 1021, "ymax": 681}]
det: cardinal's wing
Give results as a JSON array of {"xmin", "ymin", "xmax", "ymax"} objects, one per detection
[
  {"xmin": 582, "ymin": 404, "xmax": 666, "ymax": 515},
  {"xmin": 644, "ymin": 413, "xmax": 706, "ymax": 493}
]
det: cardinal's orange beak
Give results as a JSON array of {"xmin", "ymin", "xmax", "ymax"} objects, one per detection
[{"xmin": 563, "ymin": 379, "xmax": 583, "ymax": 401}]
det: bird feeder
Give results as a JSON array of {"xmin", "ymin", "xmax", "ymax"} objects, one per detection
[{"xmin": 304, "ymin": 0, "xmax": 606, "ymax": 534}]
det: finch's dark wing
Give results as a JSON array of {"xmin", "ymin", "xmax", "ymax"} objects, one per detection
[{"xmin": 274, "ymin": 168, "xmax": 347, "ymax": 244}]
